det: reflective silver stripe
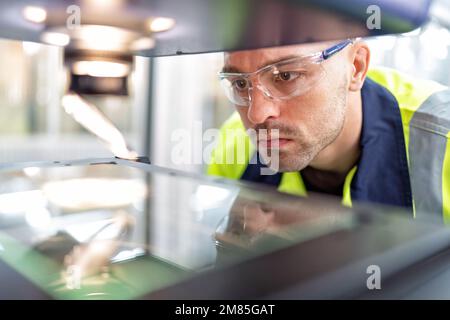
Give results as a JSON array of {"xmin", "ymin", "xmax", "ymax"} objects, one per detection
[{"xmin": 409, "ymin": 89, "xmax": 450, "ymax": 218}]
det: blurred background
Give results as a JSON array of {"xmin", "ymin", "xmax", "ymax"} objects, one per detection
[{"xmin": 0, "ymin": 0, "xmax": 450, "ymax": 175}]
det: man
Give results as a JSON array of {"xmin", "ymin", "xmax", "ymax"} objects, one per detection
[{"xmin": 208, "ymin": 38, "xmax": 450, "ymax": 222}]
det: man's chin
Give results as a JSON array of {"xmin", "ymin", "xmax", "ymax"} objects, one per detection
[
  {"xmin": 261, "ymin": 155, "xmax": 311, "ymax": 173},
  {"xmin": 276, "ymin": 163, "xmax": 309, "ymax": 172}
]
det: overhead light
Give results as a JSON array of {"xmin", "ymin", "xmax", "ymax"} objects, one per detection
[
  {"xmin": 72, "ymin": 25, "xmax": 138, "ymax": 51},
  {"xmin": 42, "ymin": 23, "xmax": 155, "ymax": 52},
  {"xmin": 23, "ymin": 6, "xmax": 47, "ymax": 23},
  {"xmin": 83, "ymin": 0, "xmax": 125, "ymax": 10},
  {"xmin": 148, "ymin": 17, "xmax": 176, "ymax": 32},
  {"xmin": 72, "ymin": 61, "xmax": 130, "ymax": 78},
  {"xmin": 41, "ymin": 31, "xmax": 70, "ymax": 47}
]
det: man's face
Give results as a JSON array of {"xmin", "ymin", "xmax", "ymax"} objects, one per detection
[{"xmin": 223, "ymin": 42, "xmax": 351, "ymax": 172}]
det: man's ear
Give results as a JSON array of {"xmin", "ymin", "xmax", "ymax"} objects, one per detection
[{"xmin": 348, "ymin": 42, "xmax": 370, "ymax": 92}]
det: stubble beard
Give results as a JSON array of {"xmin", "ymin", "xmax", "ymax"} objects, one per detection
[{"xmin": 261, "ymin": 82, "xmax": 348, "ymax": 172}]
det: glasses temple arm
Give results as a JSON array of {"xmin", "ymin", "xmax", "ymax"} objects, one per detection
[{"xmin": 321, "ymin": 39, "xmax": 354, "ymax": 60}]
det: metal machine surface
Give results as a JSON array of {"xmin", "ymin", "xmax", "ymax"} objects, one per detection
[{"xmin": 0, "ymin": 159, "xmax": 449, "ymax": 299}]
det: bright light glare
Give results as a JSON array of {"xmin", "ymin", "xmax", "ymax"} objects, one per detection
[
  {"xmin": 23, "ymin": 6, "xmax": 47, "ymax": 23},
  {"xmin": 23, "ymin": 166, "xmax": 41, "ymax": 177},
  {"xmin": 0, "ymin": 190, "xmax": 47, "ymax": 215},
  {"xmin": 83, "ymin": 0, "xmax": 125, "ymax": 9},
  {"xmin": 62, "ymin": 93, "xmax": 138, "ymax": 159},
  {"xmin": 130, "ymin": 37, "xmax": 155, "ymax": 51},
  {"xmin": 420, "ymin": 25, "xmax": 450, "ymax": 60},
  {"xmin": 111, "ymin": 248, "xmax": 145, "ymax": 263},
  {"xmin": 25, "ymin": 207, "xmax": 52, "ymax": 229},
  {"xmin": 74, "ymin": 25, "xmax": 136, "ymax": 51},
  {"xmin": 43, "ymin": 178, "xmax": 147, "ymax": 210},
  {"xmin": 65, "ymin": 219, "xmax": 116, "ymax": 243},
  {"xmin": 41, "ymin": 32, "xmax": 70, "ymax": 46},
  {"xmin": 22, "ymin": 41, "xmax": 41, "ymax": 55},
  {"xmin": 148, "ymin": 17, "xmax": 176, "ymax": 32},
  {"xmin": 192, "ymin": 185, "xmax": 234, "ymax": 210},
  {"xmin": 72, "ymin": 61, "xmax": 130, "ymax": 78}
]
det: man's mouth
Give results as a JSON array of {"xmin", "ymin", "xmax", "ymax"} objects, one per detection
[{"xmin": 258, "ymin": 138, "xmax": 293, "ymax": 149}]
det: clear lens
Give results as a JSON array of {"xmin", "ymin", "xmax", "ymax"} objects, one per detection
[
  {"xmin": 259, "ymin": 58, "xmax": 324, "ymax": 99},
  {"xmin": 220, "ymin": 76, "xmax": 251, "ymax": 107},
  {"xmin": 219, "ymin": 55, "xmax": 326, "ymax": 107}
]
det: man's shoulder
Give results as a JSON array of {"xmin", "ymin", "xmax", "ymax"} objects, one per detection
[{"xmin": 367, "ymin": 67, "xmax": 447, "ymax": 114}]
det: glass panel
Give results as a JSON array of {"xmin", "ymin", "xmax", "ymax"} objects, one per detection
[{"xmin": 0, "ymin": 160, "xmax": 362, "ymax": 299}]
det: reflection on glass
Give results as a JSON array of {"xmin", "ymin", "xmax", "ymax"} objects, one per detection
[
  {"xmin": 213, "ymin": 194, "xmax": 356, "ymax": 266},
  {"xmin": 0, "ymin": 160, "xmax": 419, "ymax": 299}
]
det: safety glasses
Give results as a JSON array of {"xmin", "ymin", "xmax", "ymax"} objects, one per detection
[{"xmin": 219, "ymin": 39, "xmax": 354, "ymax": 107}]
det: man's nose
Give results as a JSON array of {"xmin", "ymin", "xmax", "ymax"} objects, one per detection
[{"xmin": 246, "ymin": 87, "xmax": 280, "ymax": 125}]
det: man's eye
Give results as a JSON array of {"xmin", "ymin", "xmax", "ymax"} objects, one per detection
[
  {"xmin": 274, "ymin": 71, "xmax": 302, "ymax": 82},
  {"xmin": 233, "ymin": 79, "xmax": 249, "ymax": 91}
]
